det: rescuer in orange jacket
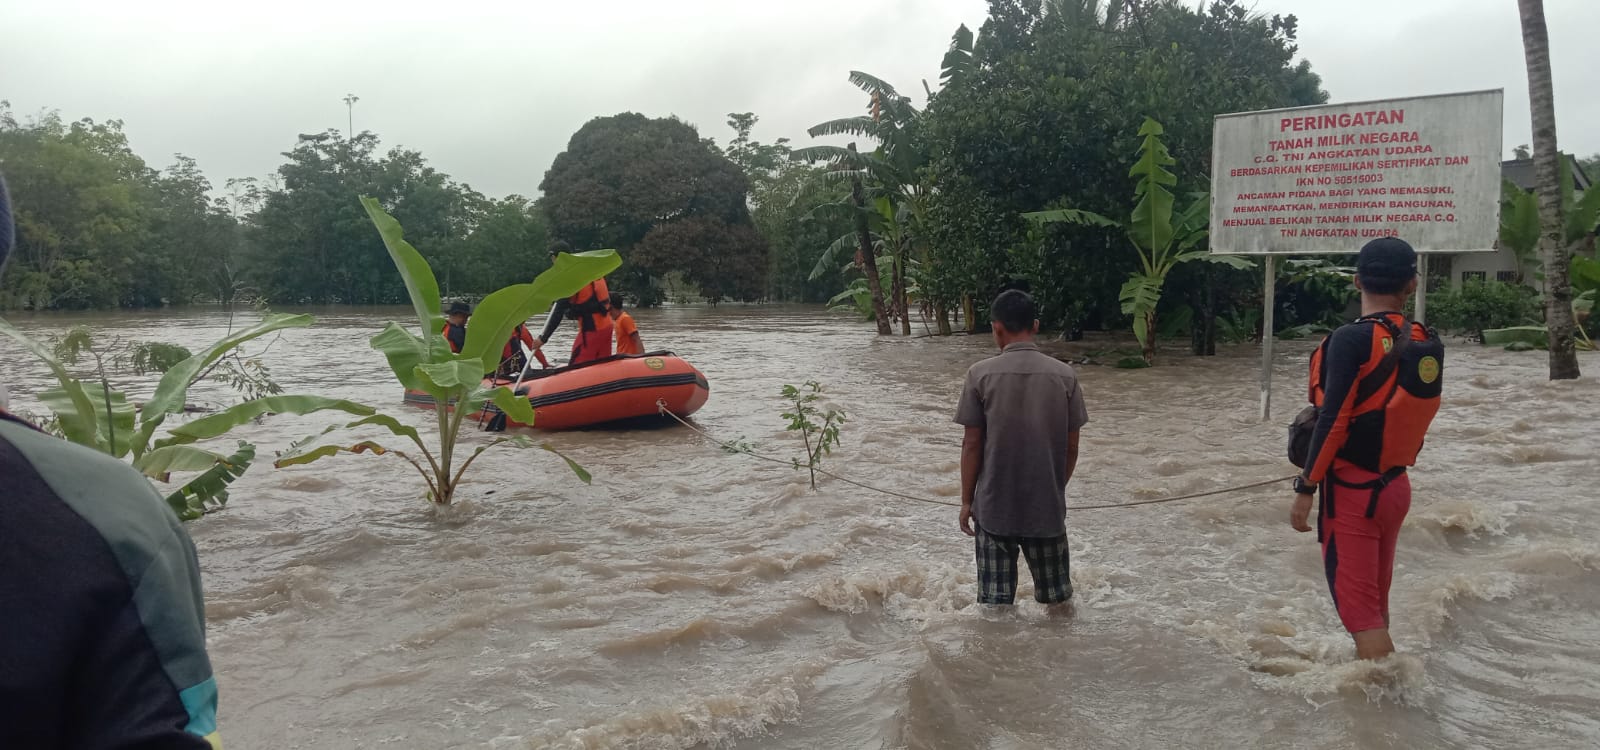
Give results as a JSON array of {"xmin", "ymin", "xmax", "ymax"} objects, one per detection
[
  {"xmin": 442, "ymin": 301, "xmax": 548, "ymax": 377},
  {"xmin": 537, "ymin": 241, "xmax": 614, "ymax": 365},
  {"xmin": 1290, "ymin": 237, "xmax": 1444, "ymax": 663},
  {"xmin": 442, "ymin": 302, "xmax": 470, "ymax": 353}
]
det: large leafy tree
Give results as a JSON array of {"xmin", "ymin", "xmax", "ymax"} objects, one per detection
[
  {"xmin": 0, "ymin": 105, "xmax": 236, "ymax": 309},
  {"xmin": 246, "ymin": 130, "xmax": 486, "ymax": 305},
  {"xmin": 1026, "ymin": 118, "xmax": 1252, "ymax": 363},
  {"xmin": 920, "ymin": 0, "xmax": 1325, "ymax": 340},
  {"xmin": 1517, "ymin": 0, "xmax": 1581, "ymax": 379},
  {"xmin": 540, "ymin": 113, "xmax": 767, "ymax": 304}
]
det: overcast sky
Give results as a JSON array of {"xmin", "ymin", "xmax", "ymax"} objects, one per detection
[{"xmin": 4, "ymin": 0, "xmax": 1596, "ymax": 199}]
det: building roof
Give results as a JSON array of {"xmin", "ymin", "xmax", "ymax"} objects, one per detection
[{"xmin": 1502, "ymin": 156, "xmax": 1592, "ymax": 191}]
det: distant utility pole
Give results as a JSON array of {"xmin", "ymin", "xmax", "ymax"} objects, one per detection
[{"xmin": 343, "ymin": 93, "xmax": 360, "ymax": 139}]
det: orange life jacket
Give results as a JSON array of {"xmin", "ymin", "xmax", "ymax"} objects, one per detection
[
  {"xmin": 1308, "ymin": 313, "xmax": 1444, "ymax": 474},
  {"xmin": 442, "ymin": 322, "xmax": 467, "ymax": 354},
  {"xmin": 568, "ymin": 279, "xmax": 612, "ymax": 332}
]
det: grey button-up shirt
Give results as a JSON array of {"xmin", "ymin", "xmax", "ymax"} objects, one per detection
[{"xmin": 954, "ymin": 341, "xmax": 1089, "ymax": 537}]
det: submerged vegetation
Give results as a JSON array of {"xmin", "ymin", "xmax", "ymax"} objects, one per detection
[
  {"xmin": 780, "ymin": 381, "xmax": 847, "ymax": 490},
  {"xmin": 0, "ymin": 312, "xmax": 364, "ymax": 519},
  {"xmin": 271, "ymin": 198, "xmax": 607, "ymax": 505}
]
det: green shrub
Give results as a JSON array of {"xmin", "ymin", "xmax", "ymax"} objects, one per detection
[{"xmin": 1428, "ymin": 281, "xmax": 1542, "ymax": 338}]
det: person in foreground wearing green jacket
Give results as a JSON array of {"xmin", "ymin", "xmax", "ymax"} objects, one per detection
[{"xmin": 0, "ymin": 173, "xmax": 223, "ymax": 749}]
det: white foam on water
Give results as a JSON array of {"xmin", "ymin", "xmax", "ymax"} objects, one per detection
[
  {"xmin": 1410, "ymin": 499, "xmax": 1511, "ymax": 537},
  {"xmin": 1411, "ymin": 572, "xmax": 1521, "ymax": 646},
  {"xmin": 519, "ymin": 662, "xmax": 827, "ymax": 749},
  {"xmin": 804, "ymin": 562, "xmax": 975, "ymax": 628}
]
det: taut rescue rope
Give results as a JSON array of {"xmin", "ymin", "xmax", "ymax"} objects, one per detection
[{"xmin": 656, "ymin": 401, "xmax": 1294, "ymax": 511}]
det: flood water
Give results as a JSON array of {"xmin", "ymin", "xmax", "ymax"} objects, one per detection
[{"xmin": 3, "ymin": 305, "xmax": 1598, "ymax": 749}]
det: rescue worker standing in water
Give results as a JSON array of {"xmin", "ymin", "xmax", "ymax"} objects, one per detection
[
  {"xmin": 538, "ymin": 240, "xmax": 614, "ymax": 365},
  {"xmin": 1290, "ymin": 237, "xmax": 1444, "ymax": 662}
]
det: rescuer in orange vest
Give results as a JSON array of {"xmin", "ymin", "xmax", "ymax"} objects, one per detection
[
  {"xmin": 442, "ymin": 301, "xmax": 470, "ymax": 354},
  {"xmin": 1290, "ymin": 237, "xmax": 1445, "ymax": 663},
  {"xmin": 537, "ymin": 241, "xmax": 615, "ymax": 365}
]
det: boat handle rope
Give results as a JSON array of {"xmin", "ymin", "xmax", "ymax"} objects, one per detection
[{"xmin": 656, "ymin": 400, "xmax": 1295, "ymax": 511}]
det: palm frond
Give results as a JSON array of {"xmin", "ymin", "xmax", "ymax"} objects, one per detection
[
  {"xmin": 847, "ymin": 71, "xmax": 900, "ymax": 99},
  {"xmin": 810, "ymin": 232, "xmax": 862, "ymax": 281},
  {"xmin": 791, "ymin": 144, "xmax": 869, "ymax": 168},
  {"xmin": 1022, "ymin": 208, "xmax": 1121, "ymax": 228},
  {"xmin": 806, "ymin": 116, "xmax": 875, "ymax": 140}
]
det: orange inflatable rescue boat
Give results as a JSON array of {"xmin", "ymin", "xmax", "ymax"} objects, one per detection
[{"xmin": 404, "ymin": 351, "xmax": 709, "ymax": 430}]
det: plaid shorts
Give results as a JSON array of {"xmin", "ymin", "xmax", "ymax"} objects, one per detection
[{"xmin": 975, "ymin": 524, "xmax": 1073, "ymax": 605}]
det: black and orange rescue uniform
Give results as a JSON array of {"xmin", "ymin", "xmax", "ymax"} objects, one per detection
[
  {"xmin": 1301, "ymin": 312, "xmax": 1443, "ymax": 633},
  {"xmin": 442, "ymin": 321, "xmax": 467, "ymax": 354},
  {"xmin": 497, "ymin": 323, "xmax": 548, "ymax": 378},
  {"xmin": 538, "ymin": 278, "xmax": 614, "ymax": 365}
]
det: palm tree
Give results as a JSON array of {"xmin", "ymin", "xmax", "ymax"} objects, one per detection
[
  {"xmin": 794, "ymin": 72, "xmax": 930, "ymax": 336},
  {"xmin": 1518, "ymin": 0, "xmax": 1581, "ymax": 379}
]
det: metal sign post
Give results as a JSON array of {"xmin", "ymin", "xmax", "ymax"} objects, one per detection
[
  {"xmin": 1210, "ymin": 89, "xmax": 1503, "ymax": 423},
  {"xmin": 1414, "ymin": 255, "xmax": 1429, "ymax": 324},
  {"xmin": 1260, "ymin": 256, "xmax": 1276, "ymax": 421}
]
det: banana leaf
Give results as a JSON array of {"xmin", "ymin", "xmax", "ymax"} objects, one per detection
[
  {"xmin": 159, "ymin": 395, "xmax": 377, "ymax": 446},
  {"xmin": 135, "ymin": 313, "xmax": 315, "ymax": 456},
  {"xmin": 371, "ymin": 322, "xmax": 432, "ymax": 392},
  {"xmin": 1021, "ymin": 208, "xmax": 1121, "ymax": 228},
  {"xmin": 136, "ymin": 445, "xmax": 228, "ymax": 482},
  {"xmin": 459, "ymin": 249, "xmax": 621, "ymax": 376},
  {"xmin": 39, "ymin": 383, "xmax": 134, "ymax": 456},
  {"xmin": 361, "ymin": 197, "xmax": 444, "ymax": 346},
  {"xmin": 1127, "ymin": 117, "xmax": 1178, "ymax": 260},
  {"xmin": 165, "ymin": 441, "xmax": 254, "ymax": 521},
  {"xmin": 1481, "ymin": 326, "xmax": 1549, "ymax": 348},
  {"xmin": 0, "ymin": 317, "xmax": 101, "ymax": 447},
  {"xmin": 473, "ymin": 385, "xmax": 537, "ymax": 427}
]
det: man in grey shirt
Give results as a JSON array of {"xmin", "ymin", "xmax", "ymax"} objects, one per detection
[{"xmin": 955, "ymin": 290, "xmax": 1089, "ymax": 612}]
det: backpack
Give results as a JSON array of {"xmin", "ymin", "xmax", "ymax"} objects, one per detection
[{"xmin": 1287, "ymin": 315, "xmax": 1411, "ymax": 469}]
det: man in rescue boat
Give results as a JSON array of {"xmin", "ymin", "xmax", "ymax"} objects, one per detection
[
  {"xmin": 537, "ymin": 240, "xmax": 615, "ymax": 365},
  {"xmin": 442, "ymin": 301, "xmax": 471, "ymax": 353},
  {"xmin": 497, "ymin": 321, "xmax": 548, "ymax": 379},
  {"xmin": 611, "ymin": 296, "xmax": 644, "ymax": 355},
  {"xmin": 1290, "ymin": 237, "xmax": 1444, "ymax": 662},
  {"xmin": 442, "ymin": 301, "xmax": 548, "ymax": 377}
]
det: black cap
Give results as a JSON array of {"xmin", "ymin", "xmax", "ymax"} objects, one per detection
[
  {"xmin": 1356, "ymin": 237, "xmax": 1417, "ymax": 284},
  {"xmin": 0, "ymin": 175, "xmax": 13, "ymax": 278},
  {"xmin": 446, "ymin": 301, "xmax": 471, "ymax": 316}
]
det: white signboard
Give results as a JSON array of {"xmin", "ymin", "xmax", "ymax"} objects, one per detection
[{"xmin": 1210, "ymin": 89, "xmax": 1503, "ymax": 255}]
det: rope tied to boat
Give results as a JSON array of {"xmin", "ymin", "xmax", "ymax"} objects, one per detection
[{"xmin": 655, "ymin": 400, "xmax": 1295, "ymax": 511}]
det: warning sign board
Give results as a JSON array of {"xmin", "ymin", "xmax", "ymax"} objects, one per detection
[{"xmin": 1210, "ymin": 90, "xmax": 1503, "ymax": 255}]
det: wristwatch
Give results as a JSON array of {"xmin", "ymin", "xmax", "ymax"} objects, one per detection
[{"xmin": 1292, "ymin": 476, "xmax": 1315, "ymax": 495}]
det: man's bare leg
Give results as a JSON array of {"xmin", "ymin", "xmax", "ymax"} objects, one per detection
[
  {"xmin": 1352, "ymin": 628, "xmax": 1394, "ymax": 660},
  {"xmin": 1046, "ymin": 601, "xmax": 1075, "ymax": 619}
]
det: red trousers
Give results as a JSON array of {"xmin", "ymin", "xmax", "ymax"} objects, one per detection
[
  {"xmin": 569, "ymin": 323, "xmax": 614, "ymax": 365},
  {"xmin": 1319, "ymin": 464, "xmax": 1411, "ymax": 633}
]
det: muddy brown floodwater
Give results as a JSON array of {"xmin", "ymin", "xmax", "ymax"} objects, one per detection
[{"xmin": 3, "ymin": 304, "xmax": 1598, "ymax": 749}]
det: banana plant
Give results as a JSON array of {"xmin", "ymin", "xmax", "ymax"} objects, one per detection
[
  {"xmin": 1024, "ymin": 117, "xmax": 1253, "ymax": 363},
  {"xmin": 0, "ymin": 313, "xmax": 370, "ymax": 520},
  {"xmin": 267, "ymin": 197, "xmax": 618, "ymax": 505},
  {"xmin": 1484, "ymin": 159, "xmax": 1600, "ymax": 349}
]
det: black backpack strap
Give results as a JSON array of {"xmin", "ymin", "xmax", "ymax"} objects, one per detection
[
  {"xmin": 1331, "ymin": 466, "xmax": 1407, "ymax": 518},
  {"xmin": 1352, "ymin": 315, "xmax": 1412, "ymax": 405}
]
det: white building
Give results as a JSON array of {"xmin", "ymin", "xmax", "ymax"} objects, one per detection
[{"xmin": 1439, "ymin": 156, "xmax": 1593, "ymax": 289}]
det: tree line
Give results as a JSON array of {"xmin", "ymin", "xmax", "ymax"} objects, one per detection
[
  {"xmin": 0, "ymin": 99, "xmax": 813, "ymax": 310},
  {"xmin": 4, "ymin": 0, "xmax": 1594, "ymax": 351}
]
